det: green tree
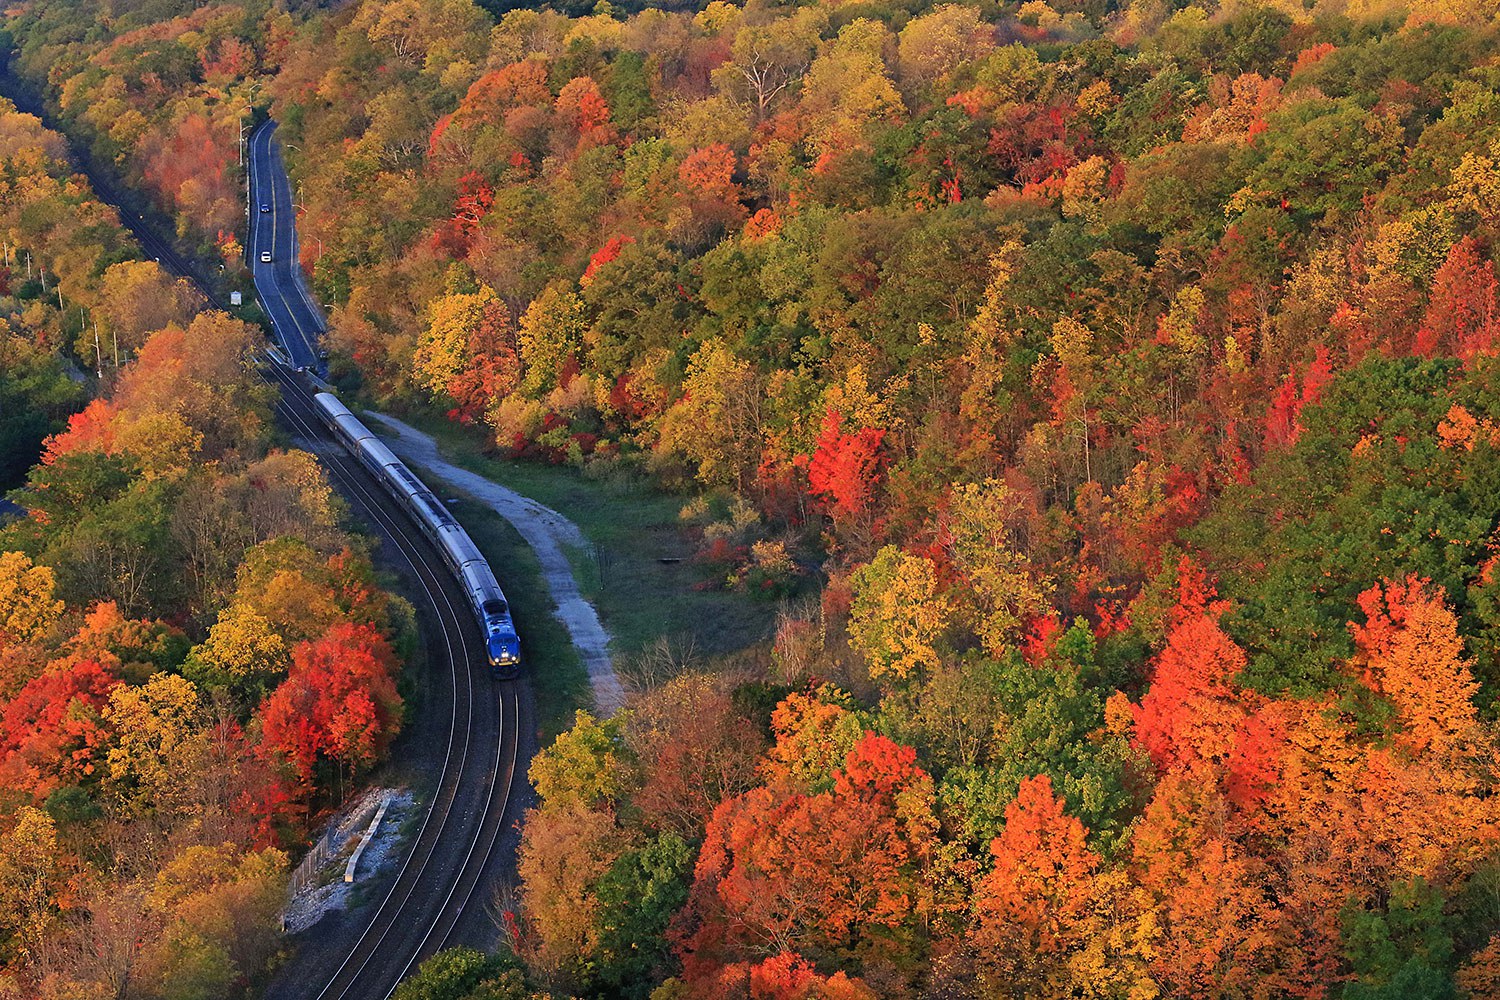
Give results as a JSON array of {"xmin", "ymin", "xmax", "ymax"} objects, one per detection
[
  {"xmin": 392, "ymin": 947, "xmax": 531, "ymax": 1000},
  {"xmin": 592, "ymin": 832, "xmax": 694, "ymax": 997},
  {"xmin": 1342, "ymin": 879, "xmax": 1457, "ymax": 1000}
]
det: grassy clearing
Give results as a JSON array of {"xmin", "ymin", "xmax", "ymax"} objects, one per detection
[
  {"xmin": 439, "ymin": 491, "xmax": 591, "ymax": 742},
  {"xmin": 394, "ymin": 410, "xmax": 779, "ymax": 663}
]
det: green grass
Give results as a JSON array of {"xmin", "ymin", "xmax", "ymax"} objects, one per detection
[
  {"xmin": 438, "ymin": 490, "xmax": 591, "ymax": 742},
  {"xmin": 390, "ymin": 410, "xmax": 778, "ymax": 663}
]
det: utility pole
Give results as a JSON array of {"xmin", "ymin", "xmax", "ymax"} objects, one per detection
[{"xmin": 92, "ymin": 319, "xmax": 102, "ymax": 378}]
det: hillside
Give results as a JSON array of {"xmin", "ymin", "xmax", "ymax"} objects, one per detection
[{"xmin": 4, "ymin": 0, "xmax": 1500, "ymax": 995}]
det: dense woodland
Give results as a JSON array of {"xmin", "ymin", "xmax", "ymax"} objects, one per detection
[
  {"xmin": 0, "ymin": 98, "xmax": 413, "ymax": 996},
  {"xmin": 5, "ymin": 0, "xmax": 1500, "ymax": 994}
]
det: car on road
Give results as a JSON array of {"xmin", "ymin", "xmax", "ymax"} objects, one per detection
[
  {"xmin": 260, "ymin": 250, "xmax": 272, "ymax": 263},
  {"xmin": 260, "ymin": 204, "xmax": 270, "ymax": 213}
]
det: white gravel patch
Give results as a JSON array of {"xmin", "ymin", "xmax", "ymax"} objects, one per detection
[
  {"xmin": 282, "ymin": 789, "xmax": 415, "ymax": 934},
  {"xmin": 365, "ymin": 411, "xmax": 626, "ymax": 715}
]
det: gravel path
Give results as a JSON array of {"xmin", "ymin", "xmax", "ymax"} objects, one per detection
[{"xmin": 365, "ymin": 412, "xmax": 626, "ymax": 715}]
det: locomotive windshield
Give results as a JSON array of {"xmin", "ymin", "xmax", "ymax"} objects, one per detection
[{"xmin": 487, "ymin": 632, "xmax": 521, "ymax": 677}]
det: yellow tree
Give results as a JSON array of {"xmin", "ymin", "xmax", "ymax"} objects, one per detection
[
  {"xmin": 112, "ymin": 410, "xmax": 203, "ymax": 479},
  {"xmin": 760, "ymin": 687, "xmax": 866, "ymax": 793},
  {"xmin": 414, "ymin": 282, "xmax": 519, "ymax": 420},
  {"xmin": 529, "ymin": 710, "xmax": 634, "ymax": 811},
  {"xmin": 0, "ymin": 806, "xmax": 62, "ymax": 965},
  {"xmin": 138, "ymin": 843, "xmax": 288, "ymax": 999},
  {"xmin": 517, "ymin": 282, "xmax": 587, "ymax": 397},
  {"xmin": 238, "ymin": 449, "xmax": 342, "ymax": 541},
  {"xmin": 897, "ymin": 5, "xmax": 994, "ymax": 92},
  {"xmin": 799, "ymin": 19, "xmax": 905, "ymax": 161},
  {"xmin": 515, "ymin": 800, "xmax": 626, "ymax": 981},
  {"xmin": 945, "ymin": 479, "xmax": 1051, "ymax": 657},
  {"xmin": 103, "ymin": 673, "xmax": 212, "ymax": 820},
  {"xmin": 95, "ymin": 260, "xmax": 200, "ymax": 356},
  {"xmin": 652, "ymin": 338, "xmax": 762, "ymax": 491},
  {"xmin": 0, "ymin": 551, "xmax": 64, "ymax": 645},
  {"xmin": 848, "ymin": 546, "xmax": 953, "ymax": 683},
  {"xmin": 714, "ymin": 7, "xmax": 825, "ymax": 119},
  {"xmin": 190, "ymin": 603, "xmax": 290, "ymax": 696}
]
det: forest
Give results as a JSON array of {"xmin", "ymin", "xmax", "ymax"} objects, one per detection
[
  {"xmin": 0, "ymin": 95, "xmax": 413, "ymax": 996},
  {"xmin": 3, "ymin": 0, "xmax": 1500, "ymax": 993}
]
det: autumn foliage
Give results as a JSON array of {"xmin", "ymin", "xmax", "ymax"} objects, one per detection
[
  {"xmin": 12, "ymin": 0, "xmax": 1500, "ymax": 992},
  {"xmin": 259, "ymin": 622, "xmax": 402, "ymax": 797},
  {"xmin": 804, "ymin": 410, "xmax": 886, "ymax": 522},
  {"xmin": 0, "ymin": 101, "xmax": 409, "ymax": 992}
]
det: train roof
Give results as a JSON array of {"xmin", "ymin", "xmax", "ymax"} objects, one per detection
[
  {"xmin": 352, "ymin": 430, "xmax": 392, "ymax": 462},
  {"xmin": 388, "ymin": 463, "xmax": 428, "ymax": 495},
  {"xmin": 327, "ymin": 411, "xmax": 375, "ymax": 443},
  {"xmin": 314, "ymin": 392, "xmax": 353, "ymax": 419},
  {"xmin": 461, "ymin": 560, "xmax": 505, "ymax": 601},
  {"xmin": 414, "ymin": 492, "xmax": 456, "ymax": 527}
]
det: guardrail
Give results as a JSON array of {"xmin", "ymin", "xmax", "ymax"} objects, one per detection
[{"xmin": 287, "ymin": 792, "xmax": 387, "ymax": 897}]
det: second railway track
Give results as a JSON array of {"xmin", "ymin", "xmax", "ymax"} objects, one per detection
[{"xmin": 244, "ymin": 117, "xmax": 525, "ymax": 998}]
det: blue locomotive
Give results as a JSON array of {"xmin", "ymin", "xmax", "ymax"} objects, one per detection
[{"xmin": 312, "ymin": 391, "xmax": 521, "ymax": 678}]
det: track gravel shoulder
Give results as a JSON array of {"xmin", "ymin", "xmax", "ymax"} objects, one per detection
[{"xmin": 365, "ymin": 411, "xmax": 627, "ymax": 716}]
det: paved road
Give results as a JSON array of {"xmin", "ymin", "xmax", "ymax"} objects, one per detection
[{"xmin": 247, "ymin": 122, "xmax": 325, "ymax": 371}]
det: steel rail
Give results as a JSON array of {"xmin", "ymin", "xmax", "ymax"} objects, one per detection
[{"xmin": 264, "ymin": 370, "xmax": 504, "ymax": 1000}]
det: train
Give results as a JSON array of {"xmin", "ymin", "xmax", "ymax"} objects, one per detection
[{"xmin": 311, "ymin": 390, "xmax": 522, "ymax": 678}]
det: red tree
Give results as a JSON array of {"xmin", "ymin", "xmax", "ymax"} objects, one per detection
[
  {"xmin": 1416, "ymin": 238, "xmax": 1499, "ymax": 359},
  {"xmin": 555, "ymin": 76, "xmax": 615, "ymax": 149},
  {"xmin": 1263, "ymin": 346, "xmax": 1332, "ymax": 450},
  {"xmin": 41, "ymin": 399, "xmax": 118, "ymax": 463},
  {"xmin": 703, "ymin": 952, "xmax": 877, "ymax": 999},
  {"xmin": 679, "ymin": 144, "xmax": 748, "ymax": 235},
  {"xmin": 582, "ymin": 235, "xmax": 636, "ymax": 286},
  {"xmin": 1132, "ymin": 562, "xmax": 1252, "ymax": 772},
  {"xmin": 259, "ymin": 623, "xmax": 402, "ymax": 799},
  {"xmin": 971, "ymin": 774, "xmax": 1100, "ymax": 979},
  {"xmin": 430, "ymin": 170, "xmax": 495, "ymax": 258},
  {"xmin": 680, "ymin": 733, "xmax": 937, "ymax": 980},
  {"xmin": 803, "ymin": 409, "xmax": 886, "ymax": 522},
  {"xmin": 0, "ymin": 659, "xmax": 118, "ymax": 798}
]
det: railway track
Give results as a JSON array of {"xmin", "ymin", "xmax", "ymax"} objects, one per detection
[
  {"xmin": 245, "ymin": 123, "xmax": 524, "ymax": 999},
  {"xmin": 0, "ymin": 75, "xmax": 529, "ymax": 995},
  {"xmin": 262, "ymin": 368, "xmax": 521, "ymax": 1000}
]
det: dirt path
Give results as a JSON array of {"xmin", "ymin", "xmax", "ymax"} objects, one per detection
[{"xmin": 365, "ymin": 412, "xmax": 626, "ymax": 715}]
